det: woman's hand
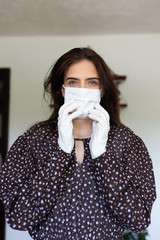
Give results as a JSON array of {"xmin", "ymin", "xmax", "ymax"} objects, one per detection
[
  {"xmin": 88, "ymin": 103, "xmax": 110, "ymax": 159},
  {"xmin": 58, "ymin": 99, "xmax": 82, "ymax": 153}
]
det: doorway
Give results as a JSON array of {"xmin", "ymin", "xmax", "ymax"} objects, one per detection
[{"xmin": 0, "ymin": 68, "xmax": 10, "ymax": 240}]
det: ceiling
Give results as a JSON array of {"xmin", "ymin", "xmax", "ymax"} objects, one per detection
[{"xmin": 0, "ymin": 0, "xmax": 160, "ymax": 36}]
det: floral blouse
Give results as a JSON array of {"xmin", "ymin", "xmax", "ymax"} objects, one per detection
[{"xmin": 0, "ymin": 123, "xmax": 156, "ymax": 240}]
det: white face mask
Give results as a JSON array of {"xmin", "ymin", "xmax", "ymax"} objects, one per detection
[{"xmin": 63, "ymin": 86, "xmax": 102, "ymax": 119}]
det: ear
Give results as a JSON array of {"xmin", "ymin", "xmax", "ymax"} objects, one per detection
[
  {"xmin": 100, "ymin": 89, "xmax": 104, "ymax": 98},
  {"xmin": 61, "ymin": 85, "xmax": 65, "ymax": 97}
]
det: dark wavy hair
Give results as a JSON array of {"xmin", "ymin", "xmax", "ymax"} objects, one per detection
[{"xmin": 43, "ymin": 47, "xmax": 121, "ymax": 129}]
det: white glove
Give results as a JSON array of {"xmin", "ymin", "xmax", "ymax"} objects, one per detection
[
  {"xmin": 58, "ymin": 99, "xmax": 82, "ymax": 153},
  {"xmin": 88, "ymin": 103, "xmax": 110, "ymax": 159}
]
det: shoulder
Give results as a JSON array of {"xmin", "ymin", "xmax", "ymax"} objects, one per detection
[
  {"xmin": 28, "ymin": 122, "xmax": 57, "ymax": 137},
  {"xmin": 109, "ymin": 124, "xmax": 136, "ymax": 139},
  {"xmin": 107, "ymin": 125, "xmax": 151, "ymax": 165},
  {"xmin": 109, "ymin": 124, "xmax": 145, "ymax": 148},
  {"xmin": 17, "ymin": 122, "xmax": 58, "ymax": 147}
]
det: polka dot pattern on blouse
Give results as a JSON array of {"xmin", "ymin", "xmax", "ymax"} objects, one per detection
[{"xmin": 0, "ymin": 123, "xmax": 156, "ymax": 240}]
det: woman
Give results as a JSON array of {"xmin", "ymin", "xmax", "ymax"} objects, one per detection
[{"xmin": 0, "ymin": 47, "xmax": 156, "ymax": 240}]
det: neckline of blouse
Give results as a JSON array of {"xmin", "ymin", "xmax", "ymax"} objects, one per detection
[{"xmin": 74, "ymin": 137, "xmax": 91, "ymax": 141}]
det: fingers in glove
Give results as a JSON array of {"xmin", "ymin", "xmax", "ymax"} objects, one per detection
[
  {"xmin": 59, "ymin": 99, "xmax": 79, "ymax": 119},
  {"xmin": 68, "ymin": 109, "xmax": 83, "ymax": 121},
  {"xmin": 88, "ymin": 109, "xmax": 103, "ymax": 123},
  {"xmin": 88, "ymin": 103, "xmax": 109, "ymax": 125},
  {"xmin": 94, "ymin": 103, "xmax": 109, "ymax": 119}
]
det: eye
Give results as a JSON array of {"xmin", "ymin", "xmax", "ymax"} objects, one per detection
[
  {"xmin": 65, "ymin": 80, "xmax": 78, "ymax": 86},
  {"xmin": 88, "ymin": 80, "xmax": 99, "ymax": 86},
  {"xmin": 89, "ymin": 81, "xmax": 97, "ymax": 85},
  {"xmin": 69, "ymin": 81, "xmax": 77, "ymax": 85}
]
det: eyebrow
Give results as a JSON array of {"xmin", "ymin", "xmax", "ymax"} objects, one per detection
[
  {"xmin": 87, "ymin": 77, "xmax": 100, "ymax": 80},
  {"xmin": 65, "ymin": 77, "xmax": 100, "ymax": 81}
]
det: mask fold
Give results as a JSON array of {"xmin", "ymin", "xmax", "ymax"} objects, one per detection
[{"xmin": 63, "ymin": 86, "xmax": 101, "ymax": 119}]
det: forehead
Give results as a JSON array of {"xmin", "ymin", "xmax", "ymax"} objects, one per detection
[{"xmin": 65, "ymin": 59, "xmax": 98, "ymax": 77}]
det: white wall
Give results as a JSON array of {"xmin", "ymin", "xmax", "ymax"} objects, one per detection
[{"xmin": 0, "ymin": 34, "xmax": 159, "ymax": 240}]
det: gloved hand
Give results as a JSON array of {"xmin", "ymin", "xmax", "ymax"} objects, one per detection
[
  {"xmin": 58, "ymin": 99, "xmax": 82, "ymax": 153},
  {"xmin": 88, "ymin": 103, "xmax": 110, "ymax": 159}
]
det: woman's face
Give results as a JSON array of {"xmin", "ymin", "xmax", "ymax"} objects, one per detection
[{"xmin": 63, "ymin": 59, "xmax": 100, "ymax": 89}]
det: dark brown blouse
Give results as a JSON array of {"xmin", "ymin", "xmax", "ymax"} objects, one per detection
[{"xmin": 0, "ymin": 123, "xmax": 156, "ymax": 240}]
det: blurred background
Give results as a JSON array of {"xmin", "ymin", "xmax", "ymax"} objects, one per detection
[{"xmin": 0, "ymin": 0, "xmax": 160, "ymax": 239}]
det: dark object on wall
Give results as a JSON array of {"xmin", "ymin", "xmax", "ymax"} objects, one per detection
[
  {"xmin": 112, "ymin": 73, "xmax": 127, "ymax": 108},
  {"xmin": 0, "ymin": 68, "xmax": 10, "ymax": 240}
]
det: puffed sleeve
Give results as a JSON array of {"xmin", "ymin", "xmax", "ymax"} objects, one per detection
[
  {"xmin": 90, "ymin": 126, "xmax": 156, "ymax": 232},
  {"xmin": 0, "ymin": 127, "xmax": 72, "ymax": 231}
]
